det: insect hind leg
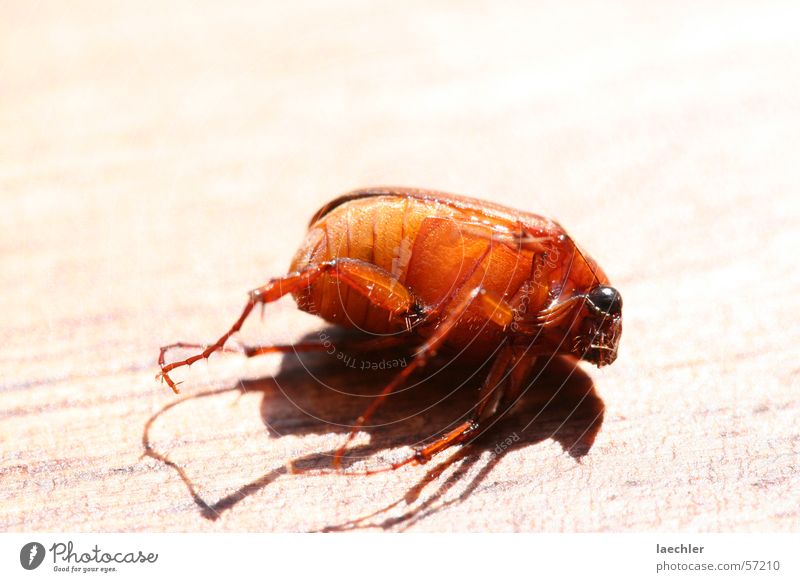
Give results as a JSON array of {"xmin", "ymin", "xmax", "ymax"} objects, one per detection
[
  {"xmin": 157, "ymin": 259, "xmax": 417, "ymax": 393},
  {"xmin": 158, "ymin": 335, "xmax": 408, "ymax": 365}
]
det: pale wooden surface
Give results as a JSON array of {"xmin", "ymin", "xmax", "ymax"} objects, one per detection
[{"xmin": 2, "ymin": 0, "xmax": 799, "ymax": 532}]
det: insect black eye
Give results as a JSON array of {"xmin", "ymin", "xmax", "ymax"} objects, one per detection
[{"xmin": 587, "ymin": 285, "xmax": 622, "ymax": 317}]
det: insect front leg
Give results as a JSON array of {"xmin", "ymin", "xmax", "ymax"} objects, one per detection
[
  {"xmin": 331, "ymin": 286, "xmax": 517, "ymax": 470},
  {"xmin": 403, "ymin": 343, "xmax": 515, "ymax": 464},
  {"xmin": 385, "ymin": 346, "xmax": 539, "ymax": 472},
  {"xmin": 157, "ymin": 259, "xmax": 418, "ymax": 393}
]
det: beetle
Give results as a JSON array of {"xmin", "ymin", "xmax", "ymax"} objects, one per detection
[{"xmin": 158, "ymin": 187, "xmax": 622, "ymax": 472}]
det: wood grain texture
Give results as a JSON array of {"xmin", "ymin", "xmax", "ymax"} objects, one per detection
[{"xmin": 1, "ymin": 0, "xmax": 799, "ymax": 532}]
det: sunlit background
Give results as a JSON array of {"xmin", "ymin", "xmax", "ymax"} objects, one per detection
[{"xmin": 2, "ymin": 1, "xmax": 798, "ymax": 531}]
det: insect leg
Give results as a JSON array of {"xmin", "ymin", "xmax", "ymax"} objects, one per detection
[
  {"xmin": 159, "ymin": 335, "xmax": 410, "ymax": 363},
  {"xmin": 404, "ymin": 343, "xmax": 515, "ymax": 463},
  {"xmin": 353, "ymin": 347, "xmax": 539, "ymax": 474},
  {"xmin": 158, "ymin": 259, "xmax": 417, "ymax": 393},
  {"xmin": 158, "ymin": 342, "xmax": 243, "ymax": 365},
  {"xmin": 241, "ymin": 335, "xmax": 411, "ymax": 356},
  {"xmin": 448, "ymin": 219, "xmax": 557, "ymax": 255},
  {"xmin": 332, "ymin": 286, "xmax": 515, "ymax": 469}
]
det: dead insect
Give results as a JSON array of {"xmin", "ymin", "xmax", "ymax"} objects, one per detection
[{"xmin": 158, "ymin": 187, "xmax": 622, "ymax": 472}]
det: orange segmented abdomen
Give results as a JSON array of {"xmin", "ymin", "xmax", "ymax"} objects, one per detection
[
  {"xmin": 290, "ymin": 196, "xmax": 435, "ymax": 333},
  {"xmin": 289, "ymin": 195, "xmax": 537, "ymax": 347}
]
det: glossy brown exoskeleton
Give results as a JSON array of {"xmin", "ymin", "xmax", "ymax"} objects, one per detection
[{"xmin": 158, "ymin": 188, "xmax": 622, "ymax": 471}]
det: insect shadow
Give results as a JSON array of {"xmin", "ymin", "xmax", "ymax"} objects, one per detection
[{"xmin": 142, "ymin": 328, "xmax": 604, "ymax": 529}]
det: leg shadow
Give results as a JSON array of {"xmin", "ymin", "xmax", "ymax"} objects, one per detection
[
  {"xmin": 143, "ymin": 329, "xmax": 603, "ymax": 526},
  {"xmin": 316, "ymin": 355, "xmax": 604, "ymax": 531}
]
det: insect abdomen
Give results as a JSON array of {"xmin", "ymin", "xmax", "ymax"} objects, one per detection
[
  {"xmin": 290, "ymin": 196, "xmax": 439, "ymax": 332},
  {"xmin": 290, "ymin": 195, "xmax": 538, "ymax": 347}
]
